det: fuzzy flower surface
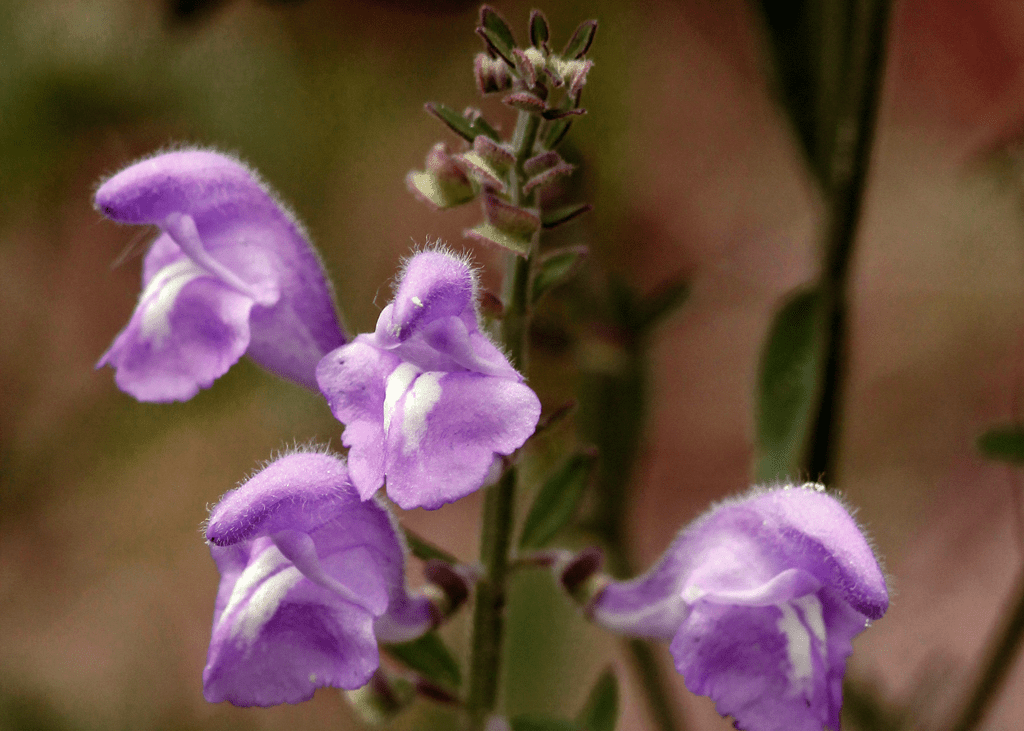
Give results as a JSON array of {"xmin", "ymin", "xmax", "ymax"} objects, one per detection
[
  {"xmin": 95, "ymin": 149, "xmax": 346, "ymax": 402},
  {"xmin": 203, "ymin": 451, "xmax": 433, "ymax": 707},
  {"xmin": 592, "ymin": 485, "xmax": 888, "ymax": 731},
  {"xmin": 316, "ymin": 249, "xmax": 541, "ymax": 510}
]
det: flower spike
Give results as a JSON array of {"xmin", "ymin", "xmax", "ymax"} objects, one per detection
[{"xmin": 95, "ymin": 148, "xmax": 346, "ymax": 402}]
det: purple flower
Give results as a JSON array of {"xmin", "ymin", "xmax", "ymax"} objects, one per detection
[
  {"xmin": 592, "ymin": 485, "xmax": 888, "ymax": 731},
  {"xmin": 316, "ymin": 249, "xmax": 541, "ymax": 510},
  {"xmin": 203, "ymin": 451, "xmax": 433, "ymax": 707},
  {"xmin": 95, "ymin": 149, "xmax": 346, "ymax": 402}
]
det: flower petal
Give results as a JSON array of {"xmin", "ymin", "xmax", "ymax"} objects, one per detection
[
  {"xmin": 96, "ymin": 149, "xmax": 345, "ymax": 398},
  {"xmin": 203, "ymin": 453, "xmax": 435, "ymax": 706},
  {"xmin": 98, "ymin": 260, "xmax": 254, "ymax": 402},
  {"xmin": 725, "ymin": 487, "xmax": 889, "ymax": 619},
  {"xmin": 316, "ymin": 338, "xmax": 402, "ymax": 499},
  {"xmin": 206, "ymin": 452, "xmax": 358, "ymax": 546},
  {"xmin": 204, "ymin": 541, "xmax": 378, "ymax": 706},
  {"xmin": 383, "ymin": 371, "xmax": 541, "ymax": 509},
  {"xmin": 593, "ymin": 485, "xmax": 888, "ymax": 636},
  {"xmin": 670, "ymin": 594, "xmax": 834, "ymax": 731},
  {"xmin": 383, "ymin": 249, "xmax": 476, "ymax": 344}
]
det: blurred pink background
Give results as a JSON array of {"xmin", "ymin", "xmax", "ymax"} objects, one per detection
[{"xmin": 3, "ymin": 0, "xmax": 1024, "ymax": 729}]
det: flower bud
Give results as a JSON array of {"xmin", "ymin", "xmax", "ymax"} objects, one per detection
[
  {"xmin": 422, "ymin": 559, "xmax": 472, "ymax": 620},
  {"xmin": 406, "ymin": 143, "xmax": 477, "ymax": 210},
  {"xmin": 559, "ymin": 546, "xmax": 610, "ymax": 610},
  {"xmin": 482, "ymin": 193, "xmax": 541, "ymax": 237},
  {"xmin": 344, "ymin": 670, "xmax": 415, "ymax": 726},
  {"xmin": 474, "ymin": 53, "xmax": 513, "ymax": 95}
]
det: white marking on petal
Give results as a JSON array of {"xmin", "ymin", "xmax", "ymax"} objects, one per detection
[
  {"xmin": 401, "ymin": 371, "xmax": 442, "ymax": 454},
  {"xmin": 793, "ymin": 593, "xmax": 826, "ymax": 644},
  {"xmin": 232, "ymin": 565, "xmax": 303, "ymax": 644},
  {"xmin": 217, "ymin": 546, "xmax": 300, "ymax": 647},
  {"xmin": 411, "ymin": 296, "xmax": 423, "ymax": 307},
  {"xmin": 682, "ymin": 585, "xmax": 705, "ymax": 603},
  {"xmin": 139, "ymin": 258, "xmax": 206, "ymax": 342},
  {"xmin": 383, "ymin": 362, "xmax": 419, "ymax": 434},
  {"xmin": 777, "ymin": 601, "xmax": 814, "ymax": 687}
]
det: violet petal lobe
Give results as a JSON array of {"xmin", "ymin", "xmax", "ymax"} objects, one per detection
[
  {"xmin": 96, "ymin": 148, "xmax": 345, "ymax": 402},
  {"xmin": 203, "ymin": 451, "xmax": 432, "ymax": 706},
  {"xmin": 591, "ymin": 485, "xmax": 888, "ymax": 731},
  {"xmin": 317, "ymin": 249, "xmax": 541, "ymax": 510},
  {"xmin": 383, "ymin": 371, "xmax": 541, "ymax": 510}
]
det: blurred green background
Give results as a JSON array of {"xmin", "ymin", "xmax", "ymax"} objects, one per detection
[{"xmin": 4, "ymin": 0, "xmax": 1024, "ymax": 729}]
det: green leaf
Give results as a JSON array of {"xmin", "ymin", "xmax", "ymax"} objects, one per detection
[
  {"xmin": 519, "ymin": 452, "xmax": 597, "ymax": 549},
  {"xmin": 406, "ymin": 170, "xmax": 476, "ymax": 209},
  {"xmin": 543, "ymin": 118, "xmax": 573, "ymax": 150},
  {"xmin": 978, "ymin": 425, "xmax": 1024, "ymax": 464},
  {"xmin": 755, "ymin": 287, "xmax": 822, "ymax": 482},
  {"xmin": 562, "ymin": 19, "xmax": 598, "ymax": 59},
  {"xmin": 424, "ymin": 102, "xmax": 500, "ymax": 143},
  {"xmin": 541, "ymin": 203, "xmax": 592, "ymax": 230},
  {"xmin": 464, "ymin": 222, "xmax": 532, "ymax": 257},
  {"xmin": 383, "ymin": 632, "xmax": 462, "ymax": 689},
  {"xmin": 576, "ymin": 669, "xmax": 619, "ymax": 731},
  {"xmin": 471, "ymin": 114, "xmax": 502, "ymax": 142},
  {"xmin": 478, "ymin": 25, "xmax": 517, "ymax": 66},
  {"xmin": 511, "ymin": 717, "xmax": 581, "ymax": 731},
  {"xmin": 529, "ymin": 9, "xmax": 550, "ymax": 48},
  {"xmin": 479, "ymin": 5, "xmax": 517, "ymax": 57},
  {"xmin": 634, "ymin": 279, "xmax": 689, "ymax": 334},
  {"xmin": 403, "ymin": 527, "xmax": 459, "ymax": 564},
  {"xmin": 533, "ymin": 246, "xmax": 588, "ymax": 303}
]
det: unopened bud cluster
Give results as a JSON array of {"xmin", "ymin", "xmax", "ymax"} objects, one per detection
[{"xmin": 406, "ymin": 6, "xmax": 596, "ymax": 257}]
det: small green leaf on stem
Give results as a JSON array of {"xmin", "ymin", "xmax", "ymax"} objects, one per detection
[
  {"xmin": 464, "ymin": 222, "xmax": 532, "ymax": 257},
  {"xmin": 533, "ymin": 245, "xmax": 588, "ymax": 303},
  {"xmin": 978, "ymin": 425, "xmax": 1024, "ymax": 464},
  {"xmin": 384, "ymin": 632, "xmax": 462, "ymax": 689},
  {"xmin": 562, "ymin": 19, "xmax": 597, "ymax": 59},
  {"xmin": 543, "ymin": 119, "xmax": 573, "ymax": 150},
  {"xmin": 542, "ymin": 107, "xmax": 586, "ymax": 121},
  {"xmin": 505, "ymin": 91, "xmax": 548, "ymax": 115},
  {"xmin": 756, "ymin": 287, "xmax": 822, "ymax": 482},
  {"xmin": 576, "ymin": 668, "xmax": 619, "ymax": 731},
  {"xmin": 479, "ymin": 6, "xmax": 517, "ymax": 58},
  {"xmin": 634, "ymin": 279, "xmax": 690, "ymax": 334},
  {"xmin": 530, "ymin": 9, "xmax": 550, "ymax": 48},
  {"xmin": 519, "ymin": 451, "xmax": 598, "ymax": 549},
  {"xmin": 425, "ymin": 102, "xmax": 500, "ymax": 143},
  {"xmin": 477, "ymin": 25, "xmax": 516, "ymax": 67},
  {"xmin": 540, "ymin": 203, "xmax": 592, "ymax": 230},
  {"xmin": 404, "ymin": 527, "xmax": 459, "ymax": 564}
]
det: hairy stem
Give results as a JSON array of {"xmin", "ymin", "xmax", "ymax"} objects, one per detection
[
  {"xmin": 466, "ymin": 466, "xmax": 518, "ymax": 729},
  {"xmin": 465, "ymin": 110, "xmax": 537, "ymax": 730}
]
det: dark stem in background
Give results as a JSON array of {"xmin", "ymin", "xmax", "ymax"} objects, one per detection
[
  {"xmin": 804, "ymin": 0, "xmax": 892, "ymax": 481},
  {"xmin": 582, "ymin": 338, "xmax": 687, "ymax": 731},
  {"xmin": 949, "ymin": 571, "xmax": 1024, "ymax": 731},
  {"xmin": 950, "ymin": 214, "xmax": 1024, "ymax": 731}
]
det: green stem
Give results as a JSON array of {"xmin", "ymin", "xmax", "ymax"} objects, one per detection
[
  {"xmin": 466, "ymin": 466, "xmax": 518, "ymax": 729},
  {"xmin": 464, "ymin": 110, "xmax": 538, "ymax": 730},
  {"xmin": 949, "ymin": 568, "xmax": 1024, "ymax": 731},
  {"xmin": 627, "ymin": 639, "xmax": 684, "ymax": 731},
  {"xmin": 804, "ymin": 0, "xmax": 892, "ymax": 480}
]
